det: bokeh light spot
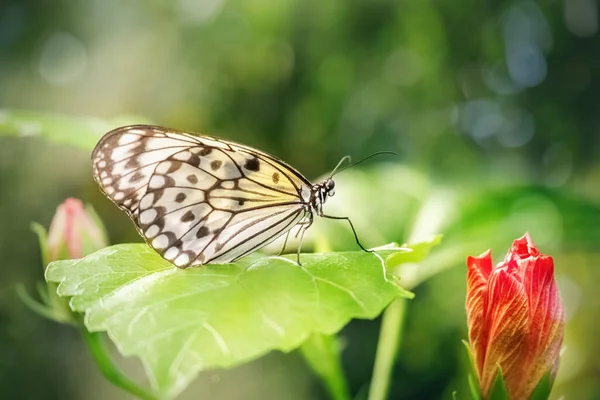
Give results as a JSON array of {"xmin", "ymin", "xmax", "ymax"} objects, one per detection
[
  {"xmin": 382, "ymin": 49, "xmax": 422, "ymax": 87},
  {"xmin": 507, "ymin": 194, "xmax": 563, "ymax": 247},
  {"xmin": 543, "ymin": 143, "xmax": 574, "ymax": 187},
  {"xmin": 37, "ymin": 32, "xmax": 88, "ymax": 86},
  {"xmin": 18, "ymin": 122, "xmax": 42, "ymax": 137},
  {"xmin": 502, "ymin": 2, "xmax": 551, "ymax": 88},
  {"xmin": 177, "ymin": 0, "xmax": 226, "ymax": 25},
  {"xmin": 565, "ymin": 0, "xmax": 598, "ymax": 37},
  {"xmin": 496, "ymin": 108, "xmax": 535, "ymax": 148}
]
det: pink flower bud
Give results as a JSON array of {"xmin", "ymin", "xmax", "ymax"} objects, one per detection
[
  {"xmin": 46, "ymin": 198, "xmax": 107, "ymax": 261},
  {"xmin": 466, "ymin": 233, "xmax": 564, "ymax": 399}
]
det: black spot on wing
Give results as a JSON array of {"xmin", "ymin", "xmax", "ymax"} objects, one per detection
[
  {"xmin": 181, "ymin": 211, "xmax": 195, "ymax": 222},
  {"xmin": 189, "ymin": 154, "xmax": 201, "ymax": 167},
  {"xmin": 196, "ymin": 226, "xmax": 210, "ymax": 238},
  {"xmin": 244, "ymin": 157, "xmax": 260, "ymax": 172}
]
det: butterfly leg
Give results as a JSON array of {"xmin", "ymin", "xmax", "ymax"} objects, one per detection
[
  {"xmin": 278, "ymin": 218, "xmax": 311, "ymax": 257},
  {"xmin": 319, "ymin": 214, "xmax": 372, "ymax": 254},
  {"xmin": 296, "ymin": 214, "xmax": 314, "ymax": 265},
  {"xmin": 277, "ymin": 230, "xmax": 292, "ymax": 256},
  {"xmin": 294, "ymin": 219, "xmax": 311, "ymax": 239}
]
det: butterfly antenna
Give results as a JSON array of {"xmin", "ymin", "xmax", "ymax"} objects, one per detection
[
  {"xmin": 329, "ymin": 155, "xmax": 352, "ymax": 178},
  {"xmin": 330, "ymin": 151, "xmax": 397, "ymax": 177}
]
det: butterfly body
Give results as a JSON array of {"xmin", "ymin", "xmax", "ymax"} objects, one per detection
[{"xmin": 92, "ymin": 125, "xmax": 338, "ymax": 268}]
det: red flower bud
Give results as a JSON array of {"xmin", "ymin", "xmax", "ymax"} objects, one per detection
[
  {"xmin": 46, "ymin": 198, "xmax": 107, "ymax": 261},
  {"xmin": 466, "ymin": 233, "xmax": 564, "ymax": 399}
]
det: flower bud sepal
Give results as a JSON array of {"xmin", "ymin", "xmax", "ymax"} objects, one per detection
[
  {"xmin": 17, "ymin": 222, "xmax": 75, "ymax": 324},
  {"xmin": 461, "ymin": 340, "xmax": 554, "ymax": 400},
  {"xmin": 488, "ymin": 367, "xmax": 552, "ymax": 400},
  {"xmin": 18, "ymin": 199, "xmax": 108, "ymax": 325}
]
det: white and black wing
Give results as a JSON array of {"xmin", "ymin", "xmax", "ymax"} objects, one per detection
[{"xmin": 92, "ymin": 125, "xmax": 311, "ymax": 267}]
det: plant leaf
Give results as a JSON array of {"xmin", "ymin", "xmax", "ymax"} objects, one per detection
[
  {"xmin": 529, "ymin": 372, "xmax": 552, "ymax": 400},
  {"xmin": 488, "ymin": 365, "xmax": 510, "ymax": 400},
  {"xmin": 30, "ymin": 222, "xmax": 49, "ymax": 266},
  {"xmin": 25, "ymin": 222, "xmax": 75, "ymax": 323},
  {"xmin": 15, "ymin": 284, "xmax": 70, "ymax": 323},
  {"xmin": 0, "ymin": 108, "xmax": 150, "ymax": 151},
  {"xmin": 461, "ymin": 340, "xmax": 482, "ymax": 400},
  {"xmin": 468, "ymin": 375, "xmax": 482, "ymax": 400},
  {"xmin": 45, "ymin": 243, "xmax": 423, "ymax": 398}
]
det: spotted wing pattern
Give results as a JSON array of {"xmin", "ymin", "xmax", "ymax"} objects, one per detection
[{"xmin": 92, "ymin": 125, "xmax": 311, "ymax": 267}]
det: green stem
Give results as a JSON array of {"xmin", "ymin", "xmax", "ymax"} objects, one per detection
[
  {"xmin": 368, "ymin": 298, "xmax": 407, "ymax": 400},
  {"xmin": 81, "ymin": 327, "xmax": 160, "ymax": 400},
  {"xmin": 300, "ymin": 333, "xmax": 351, "ymax": 400}
]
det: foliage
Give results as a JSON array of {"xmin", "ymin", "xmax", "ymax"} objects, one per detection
[
  {"xmin": 2, "ymin": 0, "xmax": 600, "ymax": 397},
  {"xmin": 44, "ymin": 242, "xmax": 434, "ymax": 398},
  {"xmin": 0, "ymin": 109, "xmax": 150, "ymax": 151}
]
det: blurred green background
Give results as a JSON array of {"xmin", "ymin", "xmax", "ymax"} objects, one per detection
[{"xmin": 1, "ymin": 0, "xmax": 599, "ymax": 399}]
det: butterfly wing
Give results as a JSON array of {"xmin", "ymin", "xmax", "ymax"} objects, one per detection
[
  {"xmin": 92, "ymin": 125, "xmax": 310, "ymax": 267},
  {"xmin": 92, "ymin": 125, "xmax": 199, "ymax": 216}
]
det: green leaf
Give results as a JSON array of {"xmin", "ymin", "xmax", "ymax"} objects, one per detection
[
  {"xmin": 468, "ymin": 375, "xmax": 482, "ymax": 400},
  {"xmin": 0, "ymin": 108, "xmax": 151, "ymax": 151},
  {"xmin": 16, "ymin": 284, "xmax": 71, "ymax": 323},
  {"xmin": 45, "ymin": 243, "xmax": 416, "ymax": 398},
  {"xmin": 299, "ymin": 333, "xmax": 350, "ymax": 400},
  {"xmin": 488, "ymin": 365, "xmax": 509, "ymax": 400},
  {"xmin": 461, "ymin": 340, "xmax": 482, "ymax": 400},
  {"xmin": 22, "ymin": 223, "xmax": 74, "ymax": 324},
  {"xmin": 30, "ymin": 222, "xmax": 49, "ymax": 266},
  {"xmin": 386, "ymin": 235, "xmax": 442, "ymax": 268},
  {"xmin": 529, "ymin": 372, "xmax": 552, "ymax": 400},
  {"xmin": 444, "ymin": 186, "xmax": 600, "ymax": 253}
]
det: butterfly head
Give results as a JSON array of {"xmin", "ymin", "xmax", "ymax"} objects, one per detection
[
  {"xmin": 325, "ymin": 178, "xmax": 335, "ymax": 197},
  {"xmin": 310, "ymin": 178, "xmax": 336, "ymax": 212}
]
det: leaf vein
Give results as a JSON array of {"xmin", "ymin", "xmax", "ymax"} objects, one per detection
[{"xmin": 202, "ymin": 322, "xmax": 230, "ymax": 357}]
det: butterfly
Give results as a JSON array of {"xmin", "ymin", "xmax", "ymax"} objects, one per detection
[{"xmin": 92, "ymin": 125, "xmax": 389, "ymax": 268}]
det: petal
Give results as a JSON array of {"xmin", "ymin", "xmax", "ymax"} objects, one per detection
[
  {"xmin": 46, "ymin": 198, "xmax": 86, "ymax": 261},
  {"xmin": 504, "ymin": 232, "xmax": 539, "ymax": 264},
  {"xmin": 466, "ymin": 250, "xmax": 493, "ymax": 379},
  {"xmin": 468, "ymin": 250, "xmax": 493, "ymax": 280},
  {"xmin": 478, "ymin": 268, "xmax": 529, "ymax": 398},
  {"xmin": 63, "ymin": 198, "xmax": 85, "ymax": 259},
  {"xmin": 520, "ymin": 255, "xmax": 565, "ymax": 396},
  {"xmin": 47, "ymin": 201, "xmax": 69, "ymax": 261}
]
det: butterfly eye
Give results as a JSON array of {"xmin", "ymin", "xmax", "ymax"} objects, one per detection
[{"xmin": 326, "ymin": 179, "xmax": 335, "ymax": 190}]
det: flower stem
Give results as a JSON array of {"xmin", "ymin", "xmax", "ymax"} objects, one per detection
[
  {"xmin": 368, "ymin": 298, "xmax": 407, "ymax": 400},
  {"xmin": 81, "ymin": 327, "xmax": 160, "ymax": 400}
]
